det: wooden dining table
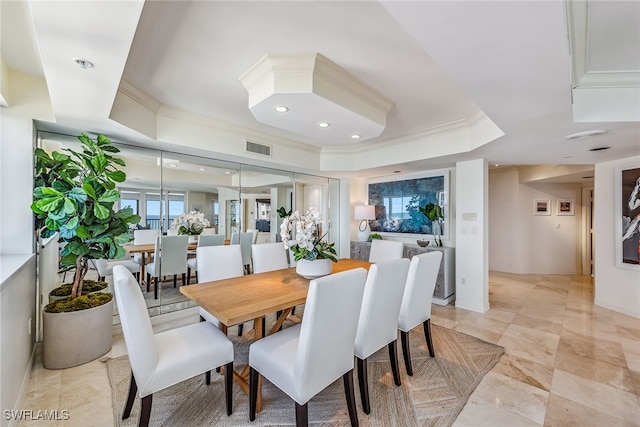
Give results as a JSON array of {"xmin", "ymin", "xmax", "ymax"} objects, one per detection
[{"xmin": 179, "ymin": 257, "xmax": 372, "ymax": 411}]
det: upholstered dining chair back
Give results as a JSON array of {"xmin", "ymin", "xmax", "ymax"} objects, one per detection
[
  {"xmin": 398, "ymin": 251, "xmax": 442, "ymax": 331},
  {"xmin": 154, "ymin": 235, "xmax": 189, "ymax": 277},
  {"xmin": 239, "ymin": 232, "xmax": 254, "ymax": 271},
  {"xmin": 251, "ymin": 242, "xmax": 289, "ymax": 274},
  {"xmin": 355, "ymin": 258, "xmax": 410, "ymax": 359},
  {"xmin": 247, "ymin": 228, "xmax": 259, "ymax": 244},
  {"xmin": 397, "ymin": 250, "xmax": 443, "ymax": 376},
  {"xmin": 248, "ymin": 267, "xmax": 367, "ymax": 425},
  {"xmin": 200, "ymin": 227, "xmax": 217, "ymax": 235},
  {"xmin": 197, "ymin": 234, "xmax": 226, "ymax": 247},
  {"xmin": 113, "ymin": 265, "xmax": 235, "ymax": 425},
  {"xmin": 368, "ymin": 239, "xmax": 404, "ymax": 263},
  {"xmin": 353, "ymin": 258, "xmax": 410, "ymax": 413},
  {"xmin": 166, "ymin": 229, "xmax": 178, "ymax": 236},
  {"xmin": 133, "ymin": 229, "xmax": 160, "ymax": 245},
  {"xmin": 196, "ymin": 245, "xmax": 244, "ymax": 283}
]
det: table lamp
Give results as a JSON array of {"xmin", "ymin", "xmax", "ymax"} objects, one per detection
[{"xmin": 354, "ymin": 205, "xmax": 376, "ymax": 242}]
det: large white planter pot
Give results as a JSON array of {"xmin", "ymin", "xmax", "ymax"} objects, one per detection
[
  {"xmin": 296, "ymin": 259, "xmax": 333, "ymax": 279},
  {"xmin": 43, "ymin": 299, "xmax": 114, "ymax": 369}
]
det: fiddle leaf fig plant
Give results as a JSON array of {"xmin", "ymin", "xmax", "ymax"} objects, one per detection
[{"xmin": 32, "ymin": 134, "xmax": 140, "ymax": 303}]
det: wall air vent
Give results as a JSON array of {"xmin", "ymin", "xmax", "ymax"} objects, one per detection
[{"xmin": 245, "ymin": 140, "xmax": 272, "ymax": 157}]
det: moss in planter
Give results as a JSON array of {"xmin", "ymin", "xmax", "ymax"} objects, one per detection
[
  {"xmin": 49, "ymin": 280, "xmax": 108, "ymax": 297},
  {"xmin": 45, "ymin": 293, "xmax": 113, "ymax": 313}
]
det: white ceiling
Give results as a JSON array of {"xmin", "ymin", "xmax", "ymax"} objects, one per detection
[{"xmin": 2, "ymin": 0, "xmax": 639, "ymax": 181}]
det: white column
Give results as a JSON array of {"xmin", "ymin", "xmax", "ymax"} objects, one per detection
[{"xmin": 454, "ymin": 159, "xmax": 489, "ymax": 313}]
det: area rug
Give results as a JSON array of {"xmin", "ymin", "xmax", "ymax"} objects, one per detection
[{"xmin": 108, "ymin": 324, "xmax": 504, "ymax": 426}]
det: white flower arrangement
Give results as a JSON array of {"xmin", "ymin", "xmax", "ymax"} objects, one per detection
[
  {"xmin": 172, "ymin": 211, "xmax": 211, "ymax": 235},
  {"xmin": 280, "ymin": 208, "xmax": 337, "ymax": 262}
]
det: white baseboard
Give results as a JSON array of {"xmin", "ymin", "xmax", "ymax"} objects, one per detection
[{"xmin": 7, "ymin": 344, "xmax": 36, "ymax": 427}]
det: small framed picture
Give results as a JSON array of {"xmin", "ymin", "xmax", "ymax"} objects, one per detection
[
  {"xmin": 534, "ymin": 199, "xmax": 551, "ymax": 215},
  {"xmin": 557, "ymin": 199, "xmax": 574, "ymax": 216}
]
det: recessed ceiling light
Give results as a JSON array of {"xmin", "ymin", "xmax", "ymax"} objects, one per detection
[
  {"xmin": 170, "ymin": 164, "xmax": 177, "ymax": 168},
  {"xmin": 274, "ymin": 106, "xmax": 289, "ymax": 113},
  {"xmin": 225, "ymin": 171, "xmax": 231, "ymax": 175},
  {"xmin": 564, "ymin": 130, "xmax": 607, "ymax": 140},
  {"xmin": 73, "ymin": 58, "xmax": 94, "ymax": 69},
  {"xmin": 199, "ymin": 168, "xmax": 206, "ymax": 171},
  {"xmin": 317, "ymin": 122, "xmax": 330, "ymax": 128},
  {"xmin": 564, "ymin": 156, "xmax": 574, "ymax": 159},
  {"xmin": 589, "ymin": 146, "xmax": 611, "ymax": 152},
  {"xmin": 351, "ymin": 134, "xmax": 361, "ymax": 139}
]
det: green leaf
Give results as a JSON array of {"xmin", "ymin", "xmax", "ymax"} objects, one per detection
[
  {"xmin": 93, "ymin": 236, "xmax": 112, "ymax": 244},
  {"xmin": 91, "ymin": 155, "xmax": 108, "ymax": 172},
  {"xmin": 94, "ymin": 203, "xmax": 110, "ymax": 219},
  {"xmin": 51, "ymin": 151, "xmax": 69, "ymax": 162},
  {"xmin": 41, "ymin": 187, "xmax": 63, "ymax": 196},
  {"xmin": 114, "ymin": 234, "xmax": 132, "ymax": 245},
  {"xmin": 31, "ymin": 200, "xmax": 45, "ymax": 214},
  {"xmin": 112, "ymin": 246, "xmax": 126, "ymax": 259},
  {"xmin": 36, "ymin": 197, "xmax": 62, "ymax": 212},
  {"xmin": 66, "ymin": 216, "xmax": 79, "ymax": 229},
  {"xmin": 63, "ymin": 198, "xmax": 76, "ymax": 215},
  {"xmin": 60, "ymin": 253, "xmax": 78, "ymax": 266},
  {"xmin": 82, "ymin": 183, "xmax": 97, "ymax": 199},
  {"xmin": 107, "ymin": 170, "xmax": 126, "ymax": 182},
  {"xmin": 33, "ymin": 187, "xmax": 47, "ymax": 198},
  {"xmin": 98, "ymin": 189, "xmax": 120, "ymax": 203},
  {"xmin": 68, "ymin": 242, "xmax": 89, "ymax": 256},
  {"xmin": 51, "ymin": 180, "xmax": 71, "ymax": 192},
  {"xmin": 101, "ymin": 145, "xmax": 120, "ymax": 153},
  {"xmin": 45, "ymin": 217, "xmax": 62, "ymax": 231},
  {"xmin": 76, "ymin": 225, "xmax": 90, "ymax": 239},
  {"xmin": 111, "ymin": 157, "xmax": 126, "ymax": 167},
  {"xmin": 58, "ymin": 225, "xmax": 76, "ymax": 239},
  {"xmin": 67, "ymin": 187, "xmax": 87, "ymax": 203}
]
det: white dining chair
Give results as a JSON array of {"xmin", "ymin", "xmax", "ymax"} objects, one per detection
[
  {"xmin": 354, "ymin": 258, "xmax": 410, "ymax": 414},
  {"xmin": 146, "ymin": 235, "xmax": 189, "ymax": 299},
  {"xmin": 113, "ymin": 265, "xmax": 234, "ymax": 427},
  {"xmin": 93, "ymin": 258, "xmax": 140, "ymax": 282},
  {"xmin": 200, "ymin": 227, "xmax": 217, "ymax": 235},
  {"xmin": 247, "ymin": 228, "xmax": 259, "ymax": 244},
  {"xmin": 166, "ymin": 229, "xmax": 178, "ymax": 236},
  {"xmin": 196, "ymin": 245, "xmax": 245, "ymax": 327},
  {"xmin": 368, "ymin": 239, "xmax": 404, "ymax": 263},
  {"xmin": 249, "ymin": 242, "xmax": 291, "ymax": 336},
  {"xmin": 186, "ymin": 234, "xmax": 226, "ymax": 285},
  {"xmin": 248, "ymin": 268, "xmax": 367, "ymax": 427},
  {"xmin": 132, "ymin": 229, "xmax": 161, "ymax": 266},
  {"xmin": 398, "ymin": 251, "xmax": 443, "ymax": 376}
]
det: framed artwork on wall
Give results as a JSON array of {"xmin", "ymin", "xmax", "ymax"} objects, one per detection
[
  {"xmin": 557, "ymin": 199, "xmax": 574, "ymax": 216},
  {"xmin": 534, "ymin": 199, "xmax": 551, "ymax": 215},
  {"xmin": 366, "ymin": 170, "xmax": 449, "ymax": 239},
  {"xmin": 618, "ymin": 165, "xmax": 640, "ymax": 268}
]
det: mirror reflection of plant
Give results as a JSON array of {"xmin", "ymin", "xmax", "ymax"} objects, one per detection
[
  {"xmin": 276, "ymin": 206, "xmax": 292, "ymax": 219},
  {"xmin": 31, "ymin": 134, "xmax": 140, "ymax": 301},
  {"xmin": 404, "ymin": 195, "xmax": 428, "ymax": 232},
  {"xmin": 419, "ymin": 202, "xmax": 444, "ymax": 246}
]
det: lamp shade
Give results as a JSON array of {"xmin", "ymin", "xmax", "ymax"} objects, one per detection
[{"xmin": 354, "ymin": 205, "xmax": 375, "ymax": 220}]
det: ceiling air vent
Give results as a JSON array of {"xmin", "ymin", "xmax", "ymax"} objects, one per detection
[{"xmin": 245, "ymin": 140, "xmax": 272, "ymax": 157}]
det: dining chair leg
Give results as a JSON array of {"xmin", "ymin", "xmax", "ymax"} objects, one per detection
[
  {"xmin": 195, "ymin": 271, "xmax": 198, "ymax": 283},
  {"xmin": 295, "ymin": 402, "xmax": 309, "ymax": 427},
  {"xmin": 140, "ymin": 394, "xmax": 153, "ymax": 427},
  {"xmin": 173, "ymin": 275, "xmax": 177, "ymax": 288},
  {"xmin": 186, "ymin": 267, "xmax": 191, "ymax": 285},
  {"xmin": 343, "ymin": 369, "xmax": 359, "ymax": 427},
  {"xmin": 205, "ymin": 370, "xmax": 211, "ymax": 385},
  {"xmin": 122, "ymin": 370, "xmax": 137, "ymax": 420},
  {"xmin": 400, "ymin": 330, "xmax": 413, "ymax": 376},
  {"xmin": 356, "ymin": 357, "xmax": 370, "ymax": 414},
  {"xmin": 224, "ymin": 361, "xmax": 233, "ymax": 416},
  {"xmin": 146, "ymin": 274, "xmax": 151, "ymax": 292},
  {"xmin": 154, "ymin": 277, "xmax": 159, "ymax": 300},
  {"xmin": 249, "ymin": 367, "xmax": 259, "ymax": 421},
  {"xmin": 423, "ymin": 319, "xmax": 435, "ymax": 357},
  {"xmin": 237, "ymin": 323, "xmax": 244, "ymax": 336},
  {"xmin": 388, "ymin": 340, "xmax": 402, "ymax": 386},
  {"xmin": 182, "ymin": 273, "xmax": 186, "ymax": 286}
]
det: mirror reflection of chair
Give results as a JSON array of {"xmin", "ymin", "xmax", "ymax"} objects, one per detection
[
  {"xmin": 354, "ymin": 258, "xmax": 410, "ymax": 414},
  {"xmin": 132, "ymin": 229, "xmax": 161, "ymax": 268},
  {"xmin": 249, "ymin": 268, "xmax": 367, "ymax": 427},
  {"xmin": 112, "ymin": 265, "xmax": 234, "ymax": 427},
  {"xmin": 200, "ymin": 227, "xmax": 217, "ymax": 235},
  {"xmin": 246, "ymin": 228, "xmax": 259, "ymax": 244},
  {"xmin": 146, "ymin": 235, "xmax": 189, "ymax": 299},
  {"xmin": 398, "ymin": 251, "xmax": 443, "ymax": 376},
  {"xmin": 368, "ymin": 239, "xmax": 403, "ymax": 263},
  {"xmin": 232, "ymin": 232, "xmax": 254, "ymax": 274},
  {"xmin": 186, "ymin": 234, "xmax": 226, "ymax": 285},
  {"xmin": 93, "ymin": 258, "xmax": 140, "ymax": 283}
]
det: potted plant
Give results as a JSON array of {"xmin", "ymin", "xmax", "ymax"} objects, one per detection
[
  {"xmin": 280, "ymin": 208, "xmax": 337, "ymax": 279},
  {"xmin": 172, "ymin": 210, "xmax": 210, "ymax": 242},
  {"xmin": 32, "ymin": 133, "xmax": 140, "ymax": 369},
  {"xmin": 419, "ymin": 202, "xmax": 444, "ymax": 247}
]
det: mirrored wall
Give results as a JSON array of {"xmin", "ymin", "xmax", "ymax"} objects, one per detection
[{"xmin": 38, "ymin": 132, "xmax": 339, "ymax": 317}]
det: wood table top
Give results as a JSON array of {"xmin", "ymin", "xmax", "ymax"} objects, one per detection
[{"xmin": 180, "ymin": 258, "xmax": 372, "ymax": 327}]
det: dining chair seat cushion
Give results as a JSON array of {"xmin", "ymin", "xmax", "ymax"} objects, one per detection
[
  {"xmin": 186, "ymin": 257, "xmax": 197, "ymax": 270},
  {"xmin": 198, "ymin": 307, "xmax": 220, "ymax": 327},
  {"xmin": 146, "ymin": 321, "xmax": 232, "ymax": 396},
  {"xmin": 94, "ymin": 258, "xmax": 139, "ymax": 278},
  {"xmin": 133, "ymin": 253, "xmax": 153, "ymax": 265}
]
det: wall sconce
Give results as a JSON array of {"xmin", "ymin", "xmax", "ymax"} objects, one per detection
[{"xmin": 354, "ymin": 205, "xmax": 375, "ymax": 242}]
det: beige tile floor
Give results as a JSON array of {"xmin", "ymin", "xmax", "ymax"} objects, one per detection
[{"xmin": 18, "ymin": 271, "xmax": 640, "ymax": 426}]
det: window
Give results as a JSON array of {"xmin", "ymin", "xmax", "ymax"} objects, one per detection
[{"xmin": 120, "ymin": 198, "xmax": 138, "ymax": 215}]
